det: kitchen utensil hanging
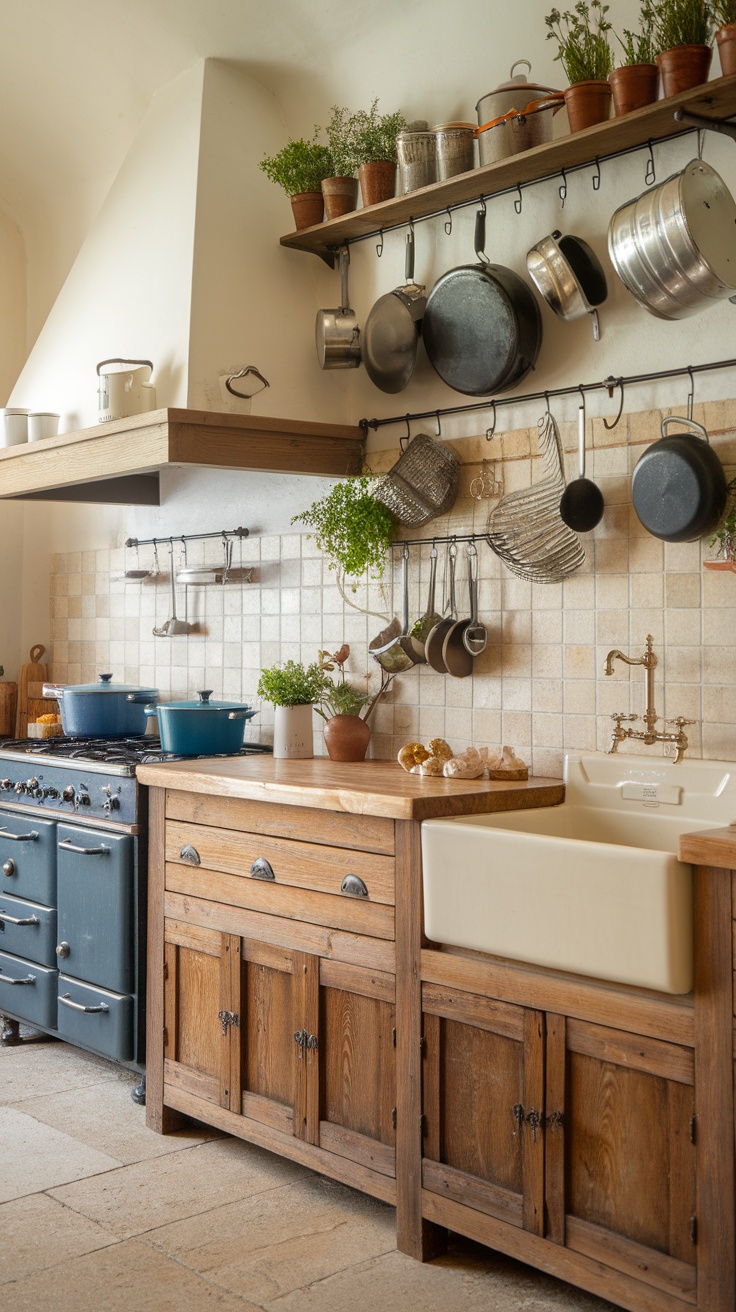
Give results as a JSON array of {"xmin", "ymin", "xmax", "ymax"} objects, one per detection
[
  {"xmin": 425, "ymin": 543, "xmax": 459, "ymax": 673},
  {"xmin": 315, "ymin": 247, "xmax": 361, "ymax": 369},
  {"xmin": 559, "ymin": 400, "xmax": 605, "ymax": 532},
  {"xmin": 526, "ymin": 229, "xmax": 608, "ymax": 341},
  {"xmin": 631, "ymin": 414, "xmax": 727, "ymax": 542},
  {"xmin": 374, "ymin": 432, "xmax": 460, "ymax": 526},
  {"xmin": 363, "ymin": 227, "xmax": 426, "ymax": 393},
  {"xmin": 369, "ymin": 545, "xmax": 421, "ymax": 672},
  {"xmin": 153, "ymin": 542, "xmax": 193, "ymax": 636}
]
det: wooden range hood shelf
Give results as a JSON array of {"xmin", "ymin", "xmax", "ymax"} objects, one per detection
[{"xmin": 0, "ymin": 408, "xmax": 366, "ymax": 504}]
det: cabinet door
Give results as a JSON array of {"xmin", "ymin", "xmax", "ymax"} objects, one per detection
[
  {"xmin": 554, "ymin": 1015, "xmax": 697, "ymax": 1306},
  {"xmin": 163, "ymin": 918, "xmax": 230, "ymax": 1110},
  {"xmin": 421, "ymin": 982, "xmax": 545, "ymax": 1234}
]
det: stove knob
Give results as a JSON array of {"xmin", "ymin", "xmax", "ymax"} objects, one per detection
[
  {"xmin": 62, "ymin": 785, "xmax": 75, "ymax": 803},
  {"xmin": 43, "ymin": 787, "xmax": 59, "ymax": 800},
  {"xmin": 101, "ymin": 785, "xmax": 120, "ymax": 811},
  {"xmin": 78, "ymin": 790, "xmax": 91, "ymax": 807},
  {"xmin": 26, "ymin": 778, "xmax": 39, "ymax": 792},
  {"xmin": 14, "ymin": 781, "xmax": 26, "ymax": 795},
  {"xmin": 0, "ymin": 778, "xmax": 13, "ymax": 791}
]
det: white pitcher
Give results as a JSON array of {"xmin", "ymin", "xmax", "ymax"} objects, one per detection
[{"xmin": 97, "ymin": 358, "xmax": 156, "ymax": 423}]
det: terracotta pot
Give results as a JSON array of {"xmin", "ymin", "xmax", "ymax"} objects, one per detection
[
  {"xmin": 321, "ymin": 176, "xmax": 358, "ymax": 220},
  {"xmin": 656, "ymin": 44, "xmax": 713, "ymax": 98},
  {"xmin": 323, "ymin": 714, "xmax": 372, "ymax": 762},
  {"xmin": 358, "ymin": 160, "xmax": 397, "ymax": 208},
  {"xmin": 290, "ymin": 192, "xmax": 324, "ymax": 231},
  {"xmin": 716, "ymin": 23, "xmax": 736, "ymax": 76},
  {"xmin": 563, "ymin": 80, "xmax": 613, "ymax": 133},
  {"xmin": 608, "ymin": 63, "xmax": 659, "ymax": 116}
]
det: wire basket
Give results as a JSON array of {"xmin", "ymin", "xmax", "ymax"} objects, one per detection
[{"xmin": 374, "ymin": 433, "xmax": 460, "ymax": 526}]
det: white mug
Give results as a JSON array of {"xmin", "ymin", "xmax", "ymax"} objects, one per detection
[
  {"xmin": 28, "ymin": 412, "xmax": 60, "ymax": 442},
  {"xmin": 1, "ymin": 408, "xmax": 29, "ymax": 446}
]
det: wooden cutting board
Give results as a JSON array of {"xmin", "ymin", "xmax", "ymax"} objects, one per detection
[
  {"xmin": 0, "ymin": 675, "xmax": 17, "ymax": 736},
  {"xmin": 17, "ymin": 645, "xmax": 58, "ymax": 735}
]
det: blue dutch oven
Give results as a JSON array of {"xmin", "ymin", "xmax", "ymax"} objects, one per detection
[
  {"xmin": 47, "ymin": 673, "xmax": 158, "ymax": 738},
  {"xmin": 148, "ymin": 690, "xmax": 256, "ymax": 755}
]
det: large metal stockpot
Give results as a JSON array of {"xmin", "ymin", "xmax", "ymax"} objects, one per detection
[{"xmin": 608, "ymin": 160, "xmax": 736, "ymax": 320}]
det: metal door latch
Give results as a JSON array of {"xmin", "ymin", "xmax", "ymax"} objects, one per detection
[{"xmin": 218, "ymin": 1010, "xmax": 239, "ymax": 1036}]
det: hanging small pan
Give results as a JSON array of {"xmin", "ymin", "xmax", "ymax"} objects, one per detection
[
  {"xmin": 631, "ymin": 415, "xmax": 727, "ymax": 543},
  {"xmin": 363, "ymin": 228, "xmax": 426, "ymax": 393},
  {"xmin": 526, "ymin": 229, "xmax": 608, "ymax": 341},
  {"xmin": 315, "ymin": 247, "xmax": 361, "ymax": 369},
  {"xmin": 422, "ymin": 204, "xmax": 542, "ymax": 397}
]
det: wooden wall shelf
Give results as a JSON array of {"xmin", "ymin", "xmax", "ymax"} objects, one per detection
[
  {"xmin": 0, "ymin": 409, "xmax": 366, "ymax": 504},
  {"xmin": 280, "ymin": 74, "xmax": 736, "ymax": 260}
]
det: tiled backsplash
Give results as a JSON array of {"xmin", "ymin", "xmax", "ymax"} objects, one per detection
[{"xmin": 49, "ymin": 399, "xmax": 736, "ymax": 775}]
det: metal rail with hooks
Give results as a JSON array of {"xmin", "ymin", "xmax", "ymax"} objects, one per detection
[
  {"xmin": 360, "ymin": 356, "xmax": 736, "ymax": 438},
  {"xmin": 125, "ymin": 527, "xmax": 250, "ymax": 549}
]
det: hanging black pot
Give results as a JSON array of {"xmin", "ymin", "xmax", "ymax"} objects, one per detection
[{"xmin": 631, "ymin": 416, "xmax": 727, "ymax": 543}]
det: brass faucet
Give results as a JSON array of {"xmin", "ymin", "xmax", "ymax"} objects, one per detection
[{"xmin": 603, "ymin": 635, "xmax": 695, "ymax": 764}]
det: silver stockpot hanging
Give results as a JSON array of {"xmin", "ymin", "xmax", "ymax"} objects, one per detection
[{"xmin": 608, "ymin": 159, "xmax": 736, "ymax": 320}]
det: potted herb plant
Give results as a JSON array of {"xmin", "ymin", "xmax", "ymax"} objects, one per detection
[
  {"xmin": 292, "ymin": 474, "xmax": 395, "ymax": 607},
  {"xmin": 314, "ymin": 644, "xmax": 395, "ymax": 761},
  {"xmin": 256, "ymin": 658, "xmax": 329, "ymax": 759},
  {"xmin": 545, "ymin": 2, "xmax": 615, "ymax": 131},
  {"xmin": 652, "ymin": 0, "xmax": 715, "ymax": 97},
  {"xmin": 710, "ymin": 476, "xmax": 736, "ymax": 562},
  {"xmin": 351, "ymin": 99, "xmax": 406, "ymax": 207},
  {"xmin": 712, "ymin": 0, "xmax": 736, "ymax": 73},
  {"xmin": 610, "ymin": 3, "xmax": 660, "ymax": 114},
  {"xmin": 323, "ymin": 105, "xmax": 361, "ymax": 219},
  {"xmin": 259, "ymin": 132, "xmax": 333, "ymax": 230}
]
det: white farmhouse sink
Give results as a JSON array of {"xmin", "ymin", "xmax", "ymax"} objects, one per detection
[{"xmin": 421, "ymin": 753, "xmax": 736, "ymax": 994}]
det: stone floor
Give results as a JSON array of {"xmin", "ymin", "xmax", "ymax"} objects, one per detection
[{"xmin": 0, "ymin": 1035, "xmax": 624, "ymax": 1311}]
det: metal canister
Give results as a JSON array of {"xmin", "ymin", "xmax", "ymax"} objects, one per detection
[
  {"xmin": 397, "ymin": 129, "xmax": 437, "ymax": 194},
  {"xmin": 433, "ymin": 123, "xmax": 475, "ymax": 181}
]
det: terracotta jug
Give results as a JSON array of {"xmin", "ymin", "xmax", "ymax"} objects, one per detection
[{"xmin": 323, "ymin": 715, "xmax": 372, "ymax": 762}]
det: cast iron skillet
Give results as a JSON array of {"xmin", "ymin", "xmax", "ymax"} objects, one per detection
[
  {"xmin": 422, "ymin": 205, "xmax": 542, "ymax": 396},
  {"xmin": 631, "ymin": 416, "xmax": 727, "ymax": 543}
]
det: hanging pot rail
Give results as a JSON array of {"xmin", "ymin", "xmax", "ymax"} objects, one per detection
[
  {"xmin": 125, "ymin": 527, "xmax": 250, "ymax": 549},
  {"xmin": 360, "ymin": 356, "xmax": 736, "ymax": 438}
]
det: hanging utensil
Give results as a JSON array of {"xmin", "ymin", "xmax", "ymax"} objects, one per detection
[
  {"xmin": 425, "ymin": 543, "xmax": 459, "ymax": 673},
  {"xmin": 409, "ymin": 544, "xmax": 442, "ymax": 661},
  {"xmin": 526, "ymin": 229, "xmax": 608, "ymax": 341},
  {"xmin": 631, "ymin": 415, "xmax": 727, "ymax": 542},
  {"xmin": 363, "ymin": 228, "xmax": 426, "ymax": 394},
  {"xmin": 315, "ymin": 247, "xmax": 361, "ymax": 369},
  {"xmin": 559, "ymin": 401, "xmax": 604, "ymax": 533},
  {"xmin": 369, "ymin": 545, "xmax": 420, "ymax": 672},
  {"xmin": 462, "ymin": 544, "xmax": 488, "ymax": 655},
  {"xmin": 441, "ymin": 546, "xmax": 476, "ymax": 679},
  {"xmin": 153, "ymin": 542, "xmax": 193, "ymax": 636}
]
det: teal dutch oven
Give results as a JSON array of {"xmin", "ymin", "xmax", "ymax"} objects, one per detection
[{"xmin": 148, "ymin": 690, "xmax": 256, "ymax": 755}]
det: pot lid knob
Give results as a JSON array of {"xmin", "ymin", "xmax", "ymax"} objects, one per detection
[
  {"xmin": 98, "ymin": 673, "xmax": 113, "ymax": 683},
  {"xmin": 197, "ymin": 690, "xmax": 213, "ymax": 704},
  {"xmin": 509, "ymin": 58, "xmax": 532, "ymax": 83}
]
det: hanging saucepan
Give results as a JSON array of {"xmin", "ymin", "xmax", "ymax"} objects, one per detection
[
  {"xmin": 608, "ymin": 160, "xmax": 736, "ymax": 321},
  {"xmin": 362, "ymin": 228, "xmax": 426, "ymax": 393},
  {"xmin": 526, "ymin": 230, "xmax": 608, "ymax": 341},
  {"xmin": 422, "ymin": 205, "xmax": 542, "ymax": 396},
  {"xmin": 631, "ymin": 415, "xmax": 728, "ymax": 543},
  {"xmin": 315, "ymin": 247, "xmax": 361, "ymax": 369}
]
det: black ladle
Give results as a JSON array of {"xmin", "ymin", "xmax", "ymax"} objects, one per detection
[{"xmin": 560, "ymin": 403, "xmax": 604, "ymax": 532}]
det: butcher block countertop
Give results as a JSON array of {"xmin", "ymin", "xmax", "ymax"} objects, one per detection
[
  {"xmin": 679, "ymin": 826, "xmax": 736, "ymax": 869},
  {"xmin": 136, "ymin": 756, "xmax": 564, "ymax": 821}
]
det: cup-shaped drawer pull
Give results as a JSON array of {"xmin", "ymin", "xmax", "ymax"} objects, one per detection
[
  {"xmin": 2, "ymin": 859, "xmax": 15, "ymax": 877},
  {"xmin": 58, "ymin": 840, "xmax": 110, "ymax": 856},
  {"xmin": 179, "ymin": 844, "xmax": 201, "ymax": 866},
  {"xmin": 56, "ymin": 941, "xmax": 71, "ymax": 958},
  {"xmin": 59, "ymin": 992, "xmax": 109, "ymax": 1015},
  {"xmin": 0, "ymin": 827, "xmax": 38, "ymax": 842},
  {"xmin": 0, "ymin": 909, "xmax": 40, "ymax": 926},
  {"xmin": 340, "ymin": 873, "xmax": 369, "ymax": 899},
  {"xmin": 0, "ymin": 972, "xmax": 35, "ymax": 986},
  {"xmin": 251, "ymin": 857, "xmax": 275, "ymax": 881}
]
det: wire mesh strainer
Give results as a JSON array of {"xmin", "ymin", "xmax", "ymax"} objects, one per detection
[{"xmin": 374, "ymin": 433, "xmax": 459, "ymax": 526}]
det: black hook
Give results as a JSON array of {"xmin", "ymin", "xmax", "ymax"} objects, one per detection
[
  {"xmin": 559, "ymin": 168, "xmax": 567, "ymax": 208},
  {"xmin": 514, "ymin": 184, "xmax": 523, "ymax": 215},
  {"xmin": 485, "ymin": 400, "xmax": 497, "ymax": 441},
  {"xmin": 401, "ymin": 415, "xmax": 412, "ymax": 449},
  {"xmin": 376, "ymin": 230, "xmax": 384, "ymax": 257},
  {"xmin": 591, "ymin": 157, "xmax": 601, "ymax": 191},
  {"xmin": 544, "ymin": 390, "xmax": 552, "ymax": 417},
  {"xmin": 687, "ymin": 366, "xmax": 695, "ymax": 421},
  {"xmin": 444, "ymin": 208, "xmax": 453, "ymax": 235},
  {"xmin": 478, "ymin": 195, "xmax": 486, "ymax": 217},
  {"xmin": 602, "ymin": 376, "xmax": 625, "ymax": 430},
  {"xmin": 435, "ymin": 411, "xmax": 442, "ymax": 437},
  {"xmin": 645, "ymin": 140, "xmax": 656, "ymax": 186},
  {"xmin": 578, "ymin": 384, "xmax": 586, "ymax": 428}
]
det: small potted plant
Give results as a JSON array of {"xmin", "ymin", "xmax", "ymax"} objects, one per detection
[
  {"xmin": 256, "ymin": 658, "xmax": 329, "ymax": 759},
  {"xmin": 259, "ymin": 132, "xmax": 333, "ymax": 230},
  {"xmin": 314, "ymin": 644, "xmax": 397, "ymax": 761},
  {"xmin": 323, "ymin": 105, "xmax": 361, "ymax": 219},
  {"xmin": 292, "ymin": 474, "xmax": 395, "ymax": 605},
  {"xmin": 610, "ymin": 3, "xmax": 660, "ymax": 114},
  {"xmin": 545, "ymin": 2, "xmax": 615, "ymax": 131},
  {"xmin": 712, "ymin": 0, "xmax": 736, "ymax": 73},
  {"xmin": 350, "ymin": 99, "xmax": 406, "ymax": 207},
  {"xmin": 651, "ymin": 0, "xmax": 715, "ymax": 97},
  {"xmin": 709, "ymin": 476, "xmax": 736, "ymax": 563}
]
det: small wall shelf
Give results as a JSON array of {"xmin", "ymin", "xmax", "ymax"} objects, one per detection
[{"xmin": 0, "ymin": 408, "xmax": 365, "ymax": 504}]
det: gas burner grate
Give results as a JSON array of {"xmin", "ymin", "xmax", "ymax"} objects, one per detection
[{"xmin": 0, "ymin": 735, "xmax": 272, "ymax": 766}]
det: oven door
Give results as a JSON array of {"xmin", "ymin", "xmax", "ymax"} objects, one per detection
[
  {"xmin": 56, "ymin": 824, "xmax": 133, "ymax": 994},
  {"xmin": 0, "ymin": 811, "xmax": 57, "ymax": 905}
]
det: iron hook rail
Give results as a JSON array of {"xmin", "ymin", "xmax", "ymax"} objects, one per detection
[{"xmin": 125, "ymin": 527, "xmax": 250, "ymax": 549}]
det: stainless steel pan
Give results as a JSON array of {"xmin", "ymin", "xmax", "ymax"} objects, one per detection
[
  {"xmin": 315, "ymin": 248, "xmax": 361, "ymax": 368},
  {"xmin": 526, "ymin": 230, "xmax": 608, "ymax": 340},
  {"xmin": 363, "ymin": 230, "xmax": 426, "ymax": 393}
]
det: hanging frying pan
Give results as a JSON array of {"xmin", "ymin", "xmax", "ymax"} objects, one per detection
[
  {"xmin": 631, "ymin": 415, "xmax": 727, "ymax": 543},
  {"xmin": 363, "ymin": 228, "xmax": 426, "ymax": 393},
  {"xmin": 526, "ymin": 229, "xmax": 608, "ymax": 341},
  {"xmin": 422, "ymin": 205, "xmax": 542, "ymax": 396}
]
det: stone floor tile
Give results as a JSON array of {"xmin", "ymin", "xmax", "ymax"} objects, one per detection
[
  {"xmin": 144, "ymin": 1173, "xmax": 396, "ymax": 1303},
  {"xmin": 3, "ymin": 1236, "xmax": 260, "ymax": 1312},
  {"xmin": 0, "ymin": 1037, "xmax": 123, "ymax": 1103},
  {"xmin": 0, "ymin": 1107, "xmax": 122, "ymax": 1203},
  {"xmin": 0, "ymin": 1193, "xmax": 117, "ymax": 1285},
  {"xmin": 49, "ymin": 1134, "xmax": 310, "ymax": 1239},
  {"xmin": 14, "ymin": 1071, "xmax": 219, "ymax": 1164}
]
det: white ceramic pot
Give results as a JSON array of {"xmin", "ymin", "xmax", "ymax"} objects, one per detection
[{"xmin": 273, "ymin": 703, "xmax": 314, "ymax": 759}]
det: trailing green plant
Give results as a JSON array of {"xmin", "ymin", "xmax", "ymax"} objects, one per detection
[
  {"xmin": 313, "ymin": 644, "xmax": 396, "ymax": 724},
  {"xmin": 292, "ymin": 474, "xmax": 394, "ymax": 585},
  {"xmin": 613, "ymin": 2, "xmax": 657, "ymax": 62},
  {"xmin": 545, "ymin": 2, "xmax": 615, "ymax": 81},
  {"xmin": 326, "ymin": 101, "xmax": 406, "ymax": 175},
  {"xmin": 256, "ymin": 659, "xmax": 330, "ymax": 707},
  {"xmin": 650, "ymin": 0, "xmax": 714, "ymax": 49},
  {"xmin": 710, "ymin": 476, "xmax": 736, "ymax": 559},
  {"xmin": 259, "ymin": 132, "xmax": 333, "ymax": 195},
  {"xmin": 711, "ymin": 0, "xmax": 736, "ymax": 24}
]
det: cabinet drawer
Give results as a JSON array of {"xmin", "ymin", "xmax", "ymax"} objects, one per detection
[
  {"xmin": 166, "ymin": 791, "xmax": 394, "ymax": 856},
  {"xmin": 0, "ymin": 892, "xmax": 56, "ymax": 967},
  {"xmin": 0, "ymin": 950, "xmax": 58, "ymax": 1029},
  {"xmin": 57, "ymin": 974, "xmax": 133, "ymax": 1061},
  {"xmin": 166, "ymin": 821, "xmax": 394, "ymax": 906},
  {"xmin": 0, "ymin": 811, "xmax": 57, "ymax": 905}
]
